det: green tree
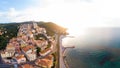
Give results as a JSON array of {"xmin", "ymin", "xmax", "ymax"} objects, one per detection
[
  {"xmin": 36, "ymin": 47, "xmax": 41, "ymax": 56},
  {"xmin": 0, "ymin": 36, "xmax": 7, "ymax": 50}
]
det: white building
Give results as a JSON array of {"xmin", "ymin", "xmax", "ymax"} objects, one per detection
[
  {"xmin": 33, "ymin": 23, "xmax": 38, "ymax": 29},
  {"xmin": 22, "ymin": 45, "xmax": 36, "ymax": 54},
  {"xmin": 1, "ymin": 50, "xmax": 15, "ymax": 58},
  {"xmin": 26, "ymin": 52, "xmax": 36, "ymax": 61},
  {"xmin": 15, "ymin": 55, "xmax": 26, "ymax": 64}
]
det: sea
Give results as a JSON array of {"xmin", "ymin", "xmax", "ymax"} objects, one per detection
[{"xmin": 62, "ymin": 27, "xmax": 120, "ymax": 68}]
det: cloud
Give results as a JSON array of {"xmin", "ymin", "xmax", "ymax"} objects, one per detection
[
  {"xmin": 7, "ymin": 8, "xmax": 18, "ymax": 18},
  {"xmin": 0, "ymin": 0, "xmax": 120, "ymax": 27},
  {"xmin": 0, "ymin": 8, "xmax": 19, "ymax": 22}
]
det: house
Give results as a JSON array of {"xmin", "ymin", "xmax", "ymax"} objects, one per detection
[
  {"xmin": 26, "ymin": 51, "xmax": 36, "ymax": 61},
  {"xmin": 35, "ymin": 58, "xmax": 53, "ymax": 68},
  {"xmin": 35, "ymin": 40, "xmax": 48, "ymax": 51},
  {"xmin": 44, "ymin": 55, "xmax": 54, "ymax": 67},
  {"xmin": 27, "ymin": 31, "xmax": 33, "ymax": 38},
  {"xmin": 22, "ymin": 45, "xmax": 36, "ymax": 54},
  {"xmin": 6, "ymin": 45, "xmax": 15, "ymax": 51},
  {"xmin": 44, "ymin": 55, "xmax": 54, "ymax": 62},
  {"xmin": 22, "ymin": 45, "xmax": 36, "ymax": 61},
  {"xmin": 15, "ymin": 55, "xmax": 26, "ymax": 64},
  {"xmin": 37, "ymin": 27, "xmax": 42, "ymax": 34},
  {"xmin": 20, "ymin": 64, "xmax": 33, "ymax": 68},
  {"xmin": 39, "ymin": 48, "xmax": 51, "ymax": 57},
  {"xmin": 33, "ymin": 22, "xmax": 38, "ymax": 29},
  {"xmin": 41, "ymin": 28, "xmax": 46, "ymax": 34},
  {"xmin": 1, "ymin": 50, "xmax": 15, "ymax": 58},
  {"xmin": 1, "ymin": 51, "xmax": 7, "ymax": 58},
  {"xmin": 31, "ymin": 29, "xmax": 36, "ymax": 33},
  {"xmin": 20, "ymin": 43, "xmax": 27, "ymax": 48}
]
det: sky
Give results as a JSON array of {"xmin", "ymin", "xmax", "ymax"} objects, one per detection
[{"xmin": 0, "ymin": 0, "xmax": 120, "ymax": 34}]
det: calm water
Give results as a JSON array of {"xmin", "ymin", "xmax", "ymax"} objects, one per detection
[{"xmin": 63, "ymin": 28, "xmax": 120, "ymax": 68}]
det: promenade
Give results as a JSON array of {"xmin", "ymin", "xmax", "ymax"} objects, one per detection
[{"xmin": 59, "ymin": 35, "xmax": 66, "ymax": 68}]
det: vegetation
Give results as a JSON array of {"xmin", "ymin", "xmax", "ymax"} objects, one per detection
[
  {"xmin": 0, "ymin": 23, "xmax": 20, "ymax": 50},
  {"xmin": 0, "ymin": 36, "xmax": 8, "ymax": 50},
  {"xmin": 34, "ymin": 34, "xmax": 48, "ymax": 40},
  {"xmin": 38, "ymin": 22, "xmax": 68, "ymax": 36},
  {"xmin": 52, "ymin": 52, "xmax": 57, "ymax": 68},
  {"xmin": 36, "ymin": 47, "xmax": 41, "ymax": 56},
  {"xmin": 47, "ymin": 43, "xmax": 51, "ymax": 48}
]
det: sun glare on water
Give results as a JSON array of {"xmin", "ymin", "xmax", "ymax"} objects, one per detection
[
  {"xmin": 67, "ymin": 26, "xmax": 88, "ymax": 36},
  {"xmin": 57, "ymin": 22, "xmax": 89, "ymax": 37}
]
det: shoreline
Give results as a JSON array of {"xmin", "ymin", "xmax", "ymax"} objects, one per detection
[
  {"xmin": 59, "ymin": 35, "xmax": 66, "ymax": 68},
  {"xmin": 64, "ymin": 58, "xmax": 69, "ymax": 68},
  {"xmin": 59, "ymin": 35, "xmax": 70, "ymax": 68}
]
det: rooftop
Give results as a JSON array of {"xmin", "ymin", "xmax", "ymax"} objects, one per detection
[
  {"xmin": 40, "ymin": 48, "xmax": 51, "ymax": 54},
  {"xmin": 16, "ymin": 54, "xmax": 25, "ymax": 60},
  {"xmin": 6, "ymin": 45, "xmax": 14, "ymax": 48},
  {"xmin": 22, "ymin": 45, "xmax": 35, "ymax": 52},
  {"xmin": 35, "ymin": 59, "xmax": 52, "ymax": 67},
  {"xmin": 20, "ymin": 64, "xmax": 33, "ymax": 68},
  {"xmin": 44, "ymin": 55, "xmax": 53, "ymax": 60}
]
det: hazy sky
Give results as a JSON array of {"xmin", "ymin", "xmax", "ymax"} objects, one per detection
[{"xmin": 0, "ymin": 0, "xmax": 120, "ymax": 28}]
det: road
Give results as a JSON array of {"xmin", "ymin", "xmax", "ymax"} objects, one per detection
[{"xmin": 59, "ymin": 35, "xmax": 66, "ymax": 68}]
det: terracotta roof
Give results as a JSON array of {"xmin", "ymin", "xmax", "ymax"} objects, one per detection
[
  {"xmin": 35, "ymin": 59, "xmax": 52, "ymax": 67},
  {"xmin": 44, "ymin": 55, "xmax": 53, "ymax": 60},
  {"xmin": 6, "ymin": 45, "xmax": 15, "ymax": 50},
  {"xmin": 21, "ymin": 64, "xmax": 33, "ymax": 68},
  {"xmin": 22, "ymin": 45, "xmax": 35, "ymax": 52},
  {"xmin": 40, "ymin": 48, "xmax": 51, "ymax": 54},
  {"xmin": 6, "ymin": 45, "xmax": 14, "ymax": 48},
  {"xmin": 16, "ymin": 55, "xmax": 25, "ymax": 60}
]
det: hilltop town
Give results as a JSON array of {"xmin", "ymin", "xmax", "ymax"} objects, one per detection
[{"xmin": 0, "ymin": 22, "xmax": 57, "ymax": 68}]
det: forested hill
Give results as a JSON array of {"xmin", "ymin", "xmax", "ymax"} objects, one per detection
[
  {"xmin": 0, "ymin": 21, "xmax": 68, "ymax": 50},
  {"xmin": 39, "ymin": 22, "xmax": 68, "ymax": 36}
]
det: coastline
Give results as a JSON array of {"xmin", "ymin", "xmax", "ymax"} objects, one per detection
[
  {"xmin": 59, "ymin": 35, "xmax": 66, "ymax": 68},
  {"xmin": 59, "ymin": 35, "xmax": 70, "ymax": 68},
  {"xmin": 64, "ymin": 57, "xmax": 69, "ymax": 68}
]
